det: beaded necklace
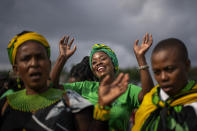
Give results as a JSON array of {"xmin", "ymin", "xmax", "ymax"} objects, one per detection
[{"xmin": 7, "ymin": 88, "xmax": 65, "ymax": 112}]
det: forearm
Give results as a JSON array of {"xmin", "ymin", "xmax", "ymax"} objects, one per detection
[
  {"xmin": 136, "ymin": 55, "xmax": 154, "ymax": 103},
  {"xmin": 50, "ymin": 55, "xmax": 68, "ymax": 87}
]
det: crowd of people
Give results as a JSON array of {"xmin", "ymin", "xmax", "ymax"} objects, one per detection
[{"xmin": 0, "ymin": 31, "xmax": 196, "ymax": 131}]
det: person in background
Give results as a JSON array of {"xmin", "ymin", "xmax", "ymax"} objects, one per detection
[
  {"xmin": 133, "ymin": 38, "xmax": 197, "ymax": 131},
  {"xmin": 0, "ymin": 72, "xmax": 23, "ymax": 99},
  {"xmin": 50, "ymin": 33, "xmax": 154, "ymax": 131},
  {"xmin": 68, "ymin": 56, "xmax": 96, "ymax": 83}
]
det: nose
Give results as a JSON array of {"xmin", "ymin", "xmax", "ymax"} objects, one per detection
[
  {"xmin": 95, "ymin": 59, "xmax": 103, "ymax": 67},
  {"xmin": 161, "ymin": 71, "xmax": 168, "ymax": 82},
  {"xmin": 30, "ymin": 57, "xmax": 39, "ymax": 68}
]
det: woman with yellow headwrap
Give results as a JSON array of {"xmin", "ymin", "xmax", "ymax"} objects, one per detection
[
  {"xmin": 50, "ymin": 33, "xmax": 154, "ymax": 131},
  {"xmin": 0, "ymin": 31, "xmax": 129, "ymax": 131}
]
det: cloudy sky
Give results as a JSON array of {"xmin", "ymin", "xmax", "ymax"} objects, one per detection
[{"xmin": 0, "ymin": 0, "xmax": 197, "ymax": 71}]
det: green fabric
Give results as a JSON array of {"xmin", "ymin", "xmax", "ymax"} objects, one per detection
[
  {"xmin": 142, "ymin": 81, "xmax": 196, "ymax": 131},
  {"xmin": 0, "ymin": 89, "xmax": 14, "ymax": 99},
  {"xmin": 168, "ymin": 117, "xmax": 189, "ymax": 131},
  {"xmin": 7, "ymin": 88, "xmax": 64, "ymax": 112},
  {"xmin": 62, "ymin": 81, "xmax": 141, "ymax": 131},
  {"xmin": 89, "ymin": 44, "xmax": 119, "ymax": 73}
]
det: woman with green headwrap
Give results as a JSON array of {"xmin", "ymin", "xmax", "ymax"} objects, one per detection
[
  {"xmin": 51, "ymin": 33, "xmax": 154, "ymax": 131},
  {"xmin": 0, "ymin": 31, "xmax": 129, "ymax": 131}
]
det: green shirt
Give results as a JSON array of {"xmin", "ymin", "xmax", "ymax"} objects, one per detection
[{"xmin": 62, "ymin": 81, "xmax": 142, "ymax": 131}]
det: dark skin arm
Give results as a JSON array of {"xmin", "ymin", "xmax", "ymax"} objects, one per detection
[
  {"xmin": 50, "ymin": 35, "xmax": 76, "ymax": 87},
  {"xmin": 133, "ymin": 33, "xmax": 154, "ymax": 103}
]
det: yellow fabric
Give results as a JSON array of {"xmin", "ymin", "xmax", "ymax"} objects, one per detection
[
  {"xmin": 8, "ymin": 32, "xmax": 50, "ymax": 64},
  {"xmin": 132, "ymin": 86, "xmax": 158, "ymax": 131},
  {"xmin": 132, "ymin": 84, "xmax": 197, "ymax": 131},
  {"xmin": 93, "ymin": 103, "xmax": 110, "ymax": 121}
]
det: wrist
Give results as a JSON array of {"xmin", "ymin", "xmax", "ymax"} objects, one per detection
[
  {"xmin": 138, "ymin": 64, "xmax": 149, "ymax": 70},
  {"xmin": 58, "ymin": 55, "xmax": 68, "ymax": 62}
]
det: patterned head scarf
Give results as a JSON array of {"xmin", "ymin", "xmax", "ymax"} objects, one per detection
[
  {"xmin": 89, "ymin": 44, "xmax": 119, "ymax": 73},
  {"xmin": 7, "ymin": 32, "xmax": 50, "ymax": 65}
]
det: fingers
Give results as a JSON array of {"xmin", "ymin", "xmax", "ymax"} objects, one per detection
[
  {"xmin": 143, "ymin": 32, "xmax": 149, "ymax": 44},
  {"xmin": 121, "ymin": 73, "xmax": 129, "ymax": 91},
  {"xmin": 70, "ymin": 45, "xmax": 77, "ymax": 55},
  {"xmin": 134, "ymin": 40, "xmax": 139, "ymax": 47},
  {"xmin": 112, "ymin": 73, "xmax": 124, "ymax": 86},
  {"xmin": 122, "ymin": 73, "xmax": 129, "ymax": 83},
  {"xmin": 100, "ymin": 75, "xmax": 110, "ymax": 86},
  {"xmin": 60, "ymin": 36, "xmax": 66, "ymax": 44},
  {"xmin": 142, "ymin": 34, "xmax": 146, "ymax": 44},
  {"xmin": 68, "ymin": 37, "xmax": 74, "ymax": 48},
  {"xmin": 60, "ymin": 35, "xmax": 76, "ymax": 49},
  {"xmin": 147, "ymin": 32, "xmax": 149, "ymax": 43},
  {"xmin": 64, "ymin": 35, "xmax": 69, "ymax": 45},
  {"xmin": 148, "ymin": 33, "xmax": 153, "ymax": 45},
  {"xmin": 72, "ymin": 45, "xmax": 77, "ymax": 51}
]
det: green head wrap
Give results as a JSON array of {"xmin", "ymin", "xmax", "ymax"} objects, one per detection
[{"xmin": 89, "ymin": 44, "xmax": 119, "ymax": 73}]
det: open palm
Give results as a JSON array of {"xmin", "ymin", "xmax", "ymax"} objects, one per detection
[
  {"xmin": 133, "ymin": 33, "xmax": 153, "ymax": 57},
  {"xmin": 59, "ymin": 35, "xmax": 77, "ymax": 59},
  {"xmin": 98, "ymin": 73, "xmax": 129, "ymax": 106}
]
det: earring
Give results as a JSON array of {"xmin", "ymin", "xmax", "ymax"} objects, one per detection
[{"xmin": 17, "ymin": 77, "xmax": 21, "ymax": 89}]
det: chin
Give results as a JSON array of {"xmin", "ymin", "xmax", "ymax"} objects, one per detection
[{"xmin": 29, "ymin": 82, "xmax": 45, "ymax": 89}]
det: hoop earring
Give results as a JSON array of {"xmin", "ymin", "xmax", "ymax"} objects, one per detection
[{"xmin": 17, "ymin": 77, "xmax": 21, "ymax": 89}]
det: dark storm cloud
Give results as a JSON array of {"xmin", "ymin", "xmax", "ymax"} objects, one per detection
[{"xmin": 0, "ymin": 0, "xmax": 197, "ymax": 70}]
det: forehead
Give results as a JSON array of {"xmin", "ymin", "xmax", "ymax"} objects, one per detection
[
  {"xmin": 92, "ymin": 51, "xmax": 109, "ymax": 59},
  {"xmin": 17, "ymin": 41, "xmax": 47, "ymax": 56},
  {"xmin": 151, "ymin": 49, "xmax": 183, "ymax": 67}
]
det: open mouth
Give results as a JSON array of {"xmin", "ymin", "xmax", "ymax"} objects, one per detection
[
  {"xmin": 29, "ymin": 72, "xmax": 42, "ymax": 80},
  {"xmin": 97, "ymin": 66, "xmax": 105, "ymax": 72},
  {"xmin": 161, "ymin": 86, "xmax": 173, "ymax": 92}
]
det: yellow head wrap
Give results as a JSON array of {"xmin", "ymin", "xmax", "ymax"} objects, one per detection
[{"xmin": 7, "ymin": 32, "xmax": 50, "ymax": 65}]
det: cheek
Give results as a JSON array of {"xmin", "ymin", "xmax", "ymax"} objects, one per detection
[
  {"xmin": 17, "ymin": 64, "xmax": 28, "ymax": 76},
  {"xmin": 154, "ymin": 75, "xmax": 160, "ymax": 83},
  {"xmin": 91, "ymin": 66, "xmax": 97, "ymax": 74},
  {"xmin": 42, "ymin": 61, "xmax": 51, "ymax": 75}
]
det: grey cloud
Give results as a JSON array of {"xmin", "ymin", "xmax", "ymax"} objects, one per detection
[{"xmin": 0, "ymin": 0, "xmax": 197, "ymax": 70}]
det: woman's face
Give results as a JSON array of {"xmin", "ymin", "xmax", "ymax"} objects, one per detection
[
  {"xmin": 151, "ymin": 49, "xmax": 190, "ymax": 96},
  {"xmin": 14, "ymin": 41, "xmax": 51, "ymax": 90},
  {"xmin": 91, "ymin": 51, "xmax": 115, "ymax": 79}
]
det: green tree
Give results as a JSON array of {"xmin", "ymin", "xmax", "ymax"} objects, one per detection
[{"xmin": 119, "ymin": 67, "xmax": 140, "ymax": 84}]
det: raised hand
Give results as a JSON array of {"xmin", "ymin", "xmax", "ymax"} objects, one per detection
[
  {"xmin": 50, "ymin": 35, "xmax": 76, "ymax": 86},
  {"xmin": 133, "ymin": 33, "xmax": 153, "ymax": 58},
  {"xmin": 98, "ymin": 73, "xmax": 129, "ymax": 106},
  {"xmin": 133, "ymin": 33, "xmax": 154, "ymax": 103},
  {"xmin": 59, "ymin": 35, "xmax": 77, "ymax": 60}
]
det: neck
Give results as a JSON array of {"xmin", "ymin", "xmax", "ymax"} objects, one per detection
[
  {"xmin": 99, "ymin": 74, "xmax": 115, "ymax": 83},
  {"xmin": 25, "ymin": 85, "xmax": 49, "ymax": 95},
  {"xmin": 168, "ymin": 81, "xmax": 189, "ymax": 97}
]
